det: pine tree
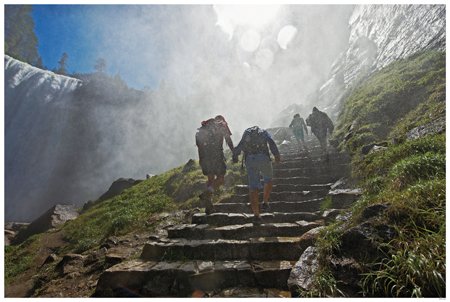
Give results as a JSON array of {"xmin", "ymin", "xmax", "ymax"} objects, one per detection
[
  {"xmin": 57, "ymin": 52, "xmax": 69, "ymax": 75},
  {"xmin": 94, "ymin": 58, "xmax": 107, "ymax": 73},
  {"xmin": 5, "ymin": 5, "xmax": 40, "ymax": 65}
]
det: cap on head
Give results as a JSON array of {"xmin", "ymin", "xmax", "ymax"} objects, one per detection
[{"xmin": 294, "ymin": 113, "xmax": 300, "ymax": 118}]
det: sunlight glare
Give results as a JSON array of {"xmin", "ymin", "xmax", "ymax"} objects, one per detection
[
  {"xmin": 277, "ymin": 25, "xmax": 298, "ymax": 50},
  {"xmin": 214, "ymin": 5, "xmax": 281, "ymax": 39}
]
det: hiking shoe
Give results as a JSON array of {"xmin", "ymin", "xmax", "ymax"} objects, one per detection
[
  {"xmin": 252, "ymin": 215, "xmax": 263, "ymax": 226},
  {"xmin": 260, "ymin": 202, "xmax": 271, "ymax": 212}
]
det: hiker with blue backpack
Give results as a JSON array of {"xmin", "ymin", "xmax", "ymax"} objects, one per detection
[
  {"xmin": 196, "ymin": 115, "xmax": 234, "ymax": 213},
  {"xmin": 232, "ymin": 126, "xmax": 281, "ymax": 225}
]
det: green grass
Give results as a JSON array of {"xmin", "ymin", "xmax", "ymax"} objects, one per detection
[
  {"xmin": 333, "ymin": 51, "xmax": 445, "ymax": 154},
  {"xmin": 310, "ymin": 50, "xmax": 446, "ymax": 298},
  {"xmin": 5, "ymin": 234, "xmax": 42, "ymax": 284},
  {"xmin": 6, "ymin": 156, "xmax": 247, "ymax": 286},
  {"xmin": 62, "ymin": 168, "xmax": 179, "ymax": 253}
]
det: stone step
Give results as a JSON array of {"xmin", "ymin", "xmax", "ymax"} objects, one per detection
[
  {"xmin": 141, "ymin": 236, "xmax": 312, "ymax": 261},
  {"xmin": 273, "ymin": 166, "xmax": 350, "ymax": 178},
  {"xmin": 220, "ymin": 191, "xmax": 328, "ymax": 204},
  {"xmin": 327, "ymin": 189, "xmax": 362, "ymax": 209},
  {"xmin": 94, "ymin": 259, "xmax": 297, "ymax": 297},
  {"xmin": 280, "ymin": 152, "xmax": 350, "ymax": 162},
  {"xmin": 274, "ymin": 158, "xmax": 350, "ymax": 169},
  {"xmin": 167, "ymin": 221, "xmax": 323, "ymax": 240},
  {"xmin": 211, "ymin": 199, "xmax": 323, "ymax": 214},
  {"xmin": 192, "ymin": 212, "xmax": 321, "ymax": 226},
  {"xmin": 234, "ymin": 184, "xmax": 332, "ymax": 194},
  {"xmin": 273, "ymin": 176, "xmax": 341, "ymax": 185}
]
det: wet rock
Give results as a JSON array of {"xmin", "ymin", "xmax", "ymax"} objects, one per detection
[
  {"xmin": 361, "ymin": 142, "xmax": 388, "ymax": 155},
  {"xmin": 361, "ymin": 203, "xmax": 389, "ymax": 219},
  {"xmin": 13, "ymin": 204, "xmax": 79, "ymax": 244},
  {"xmin": 318, "ymin": 5, "xmax": 445, "ymax": 113},
  {"xmin": 5, "ymin": 222, "xmax": 30, "ymax": 232},
  {"xmin": 328, "ymin": 189, "xmax": 362, "ymax": 209},
  {"xmin": 100, "ymin": 236, "xmax": 119, "ymax": 249},
  {"xmin": 42, "ymin": 253, "xmax": 59, "ymax": 266},
  {"xmin": 97, "ymin": 178, "xmax": 141, "ymax": 202},
  {"xmin": 5, "ymin": 229, "xmax": 15, "ymax": 246},
  {"xmin": 406, "ymin": 116, "xmax": 445, "ymax": 140},
  {"xmin": 329, "ymin": 256, "xmax": 364, "ymax": 296},
  {"xmin": 55, "ymin": 254, "xmax": 85, "ymax": 276},
  {"xmin": 340, "ymin": 221, "xmax": 395, "ymax": 260},
  {"xmin": 182, "ymin": 159, "xmax": 197, "ymax": 173},
  {"xmin": 148, "ymin": 235, "xmax": 160, "ymax": 241},
  {"xmin": 288, "ymin": 246, "xmax": 319, "ymax": 296},
  {"xmin": 322, "ymin": 209, "xmax": 342, "ymax": 222}
]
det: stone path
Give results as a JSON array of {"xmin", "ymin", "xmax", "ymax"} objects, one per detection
[{"xmin": 94, "ymin": 140, "xmax": 360, "ymax": 297}]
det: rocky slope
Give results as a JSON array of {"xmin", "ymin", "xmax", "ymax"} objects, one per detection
[{"xmin": 317, "ymin": 4, "xmax": 445, "ymax": 115}]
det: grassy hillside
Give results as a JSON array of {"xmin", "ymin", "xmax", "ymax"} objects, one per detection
[
  {"xmin": 5, "ymin": 158, "xmax": 244, "ymax": 287},
  {"xmin": 309, "ymin": 51, "xmax": 445, "ymax": 297}
]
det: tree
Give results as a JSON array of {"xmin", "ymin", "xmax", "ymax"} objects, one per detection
[
  {"xmin": 94, "ymin": 58, "xmax": 107, "ymax": 73},
  {"xmin": 5, "ymin": 5, "xmax": 40, "ymax": 65},
  {"xmin": 57, "ymin": 52, "xmax": 69, "ymax": 75}
]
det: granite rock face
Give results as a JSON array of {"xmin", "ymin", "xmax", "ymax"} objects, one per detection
[
  {"xmin": 318, "ymin": 4, "xmax": 446, "ymax": 116},
  {"xmin": 13, "ymin": 204, "xmax": 79, "ymax": 244}
]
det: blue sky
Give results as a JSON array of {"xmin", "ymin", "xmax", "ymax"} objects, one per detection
[{"xmin": 32, "ymin": 5, "xmax": 168, "ymax": 89}]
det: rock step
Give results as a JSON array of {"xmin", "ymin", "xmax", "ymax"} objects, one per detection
[
  {"xmin": 327, "ymin": 189, "xmax": 363, "ymax": 209},
  {"xmin": 167, "ymin": 221, "xmax": 323, "ymax": 240},
  {"xmin": 220, "ymin": 190, "xmax": 328, "ymax": 204},
  {"xmin": 211, "ymin": 199, "xmax": 324, "ymax": 214},
  {"xmin": 279, "ymin": 152, "xmax": 350, "ymax": 162},
  {"xmin": 192, "ymin": 212, "xmax": 321, "ymax": 226},
  {"xmin": 94, "ymin": 259, "xmax": 297, "ymax": 297},
  {"xmin": 273, "ymin": 167, "xmax": 350, "ymax": 179},
  {"xmin": 273, "ymin": 162, "xmax": 349, "ymax": 172},
  {"xmin": 273, "ymin": 176, "xmax": 343, "ymax": 185},
  {"xmin": 274, "ymin": 158, "xmax": 350, "ymax": 169},
  {"xmin": 141, "ymin": 236, "xmax": 312, "ymax": 261},
  {"xmin": 235, "ymin": 184, "xmax": 332, "ymax": 194}
]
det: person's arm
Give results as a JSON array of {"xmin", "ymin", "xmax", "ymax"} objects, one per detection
[
  {"xmin": 264, "ymin": 131, "xmax": 281, "ymax": 163},
  {"xmin": 232, "ymin": 134, "xmax": 245, "ymax": 163},
  {"xmin": 225, "ymin": 134, "xmax": 234, "ymax": 152}
]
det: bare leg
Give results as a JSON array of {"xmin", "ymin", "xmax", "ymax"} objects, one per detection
[
  {"xmin": 263, "ymin": 180, "xmax": 273, "ymax": 204},
  {"xmin": 249, "ymin": 189, "xmax": 260, "ymax": 217},
  {"xmin": 214, "ymin": 175, "xmax": 225, "ymax": 190}
]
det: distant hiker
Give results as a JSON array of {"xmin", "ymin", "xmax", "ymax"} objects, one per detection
[
  {"xmin": 306, "ymin": 107, "xmax": 334, "ymax": 155},
  {"xmin": 196, "ymin": 115, "xmax": 234, "ymax": 213},
  {"xmin": 289, "ymin": 113, "xmax": 309, "ymax": 152},
  {"xmin": 232, "ymin": 126, "xmax": 281, "ymax": 226}
]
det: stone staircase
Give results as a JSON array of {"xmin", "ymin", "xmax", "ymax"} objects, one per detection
[{"xmin": 94, "ymin": 140, "xmax": 360, "ymax": 297}]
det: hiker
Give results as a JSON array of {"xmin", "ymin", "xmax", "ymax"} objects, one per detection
[
  {"xmin": 306, "ymin": 107, "xmax": 334, "ymax": 155},
  {"xmin": 232, "ymin": 126, "xmax": 281, "ymax": 225},
  {"xmin": 289, "ymin": 113, "xmax": 309, "ymax": 152},
  {"xmin": 195, "ymin": 115, "xmax": 234, "ymax": 213}
]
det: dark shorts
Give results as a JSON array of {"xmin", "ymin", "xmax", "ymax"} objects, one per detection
[{"xmin": 199, "ymin": 154, "xmax": 226, "ymax": 176}]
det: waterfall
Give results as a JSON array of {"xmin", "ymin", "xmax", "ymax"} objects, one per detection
[{"xmin": 5, "ymin": 55, "xmax": 82, "ymax": 222}]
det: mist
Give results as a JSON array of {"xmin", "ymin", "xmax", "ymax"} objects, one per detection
[{"xmin": 5, "ymin": 5, "xmax": 355, "ymax": 222}]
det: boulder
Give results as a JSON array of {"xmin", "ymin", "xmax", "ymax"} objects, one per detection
[
  {"xmin": 288, "ymin": 246, "xmax": 319, "ymax": 296},
  {"xmin": 406, "ymin": 117, "xmax": 445, "ymax": 141},
  {"xmin": 55, "ymin": 253, "xmax": 86, "ymax": 276},
  {"xmin": 97, "ymin": 178, "xmax": 141, "ymax": 201},
  {"xmin": 13, "ymin": 204, "xmax": 79, "ymax": 244}
]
